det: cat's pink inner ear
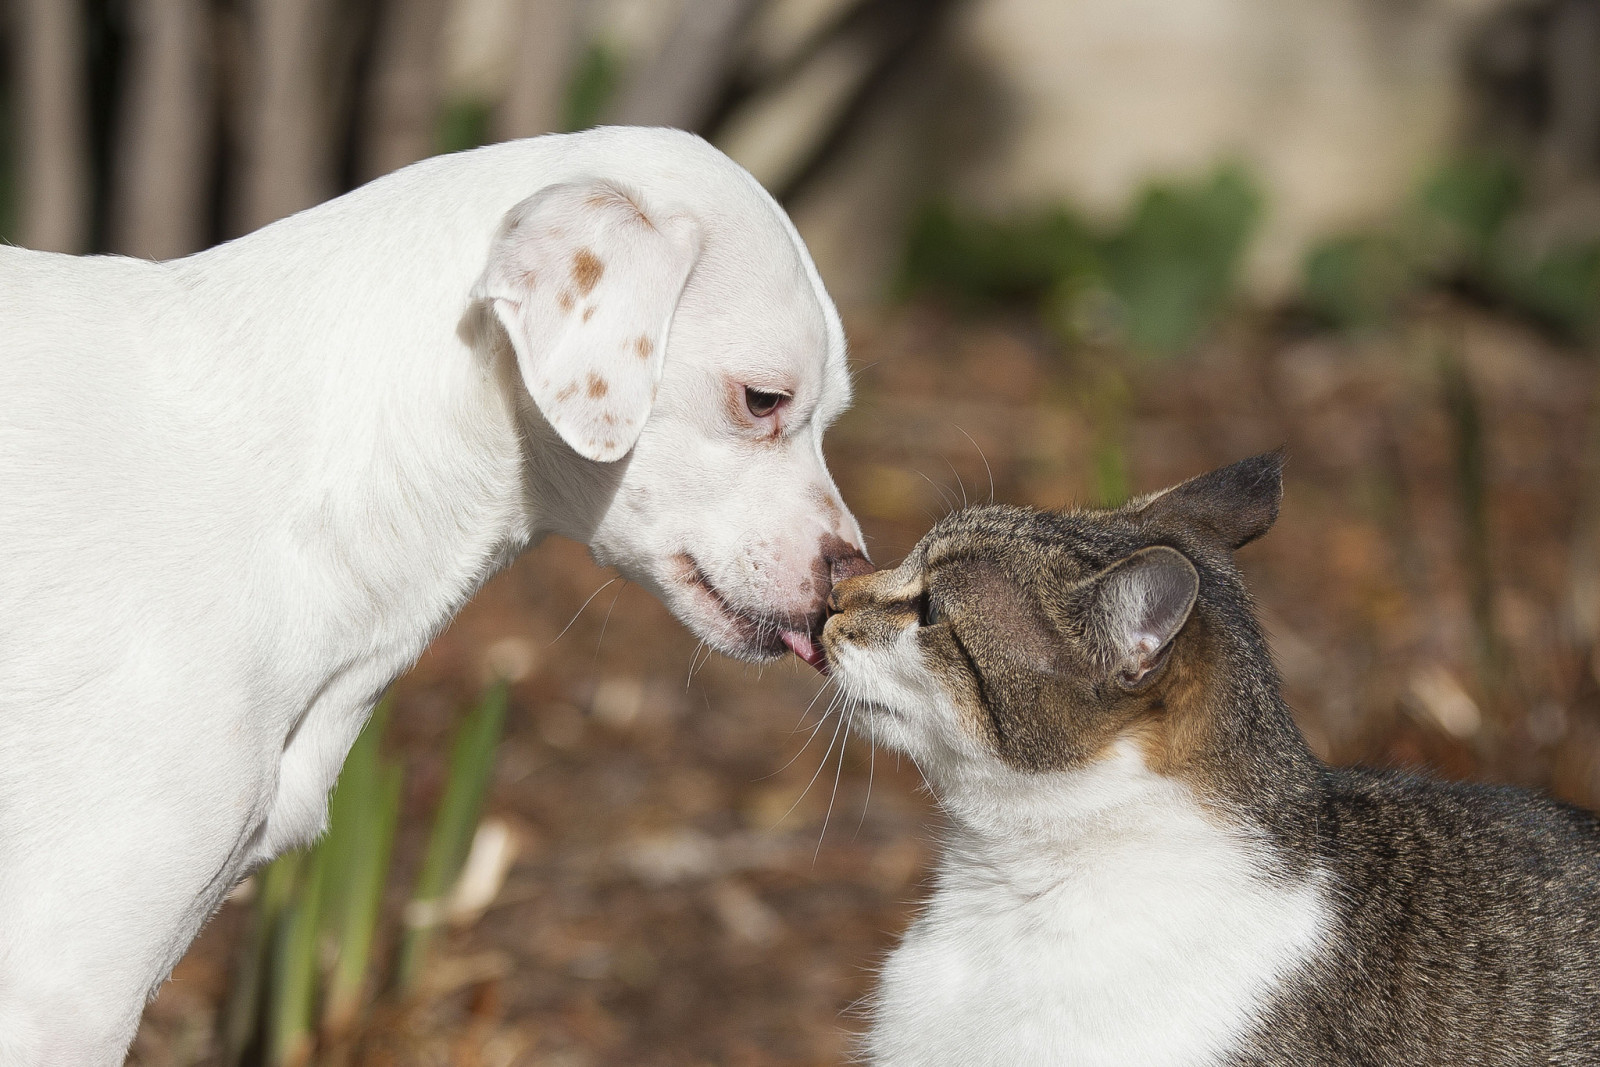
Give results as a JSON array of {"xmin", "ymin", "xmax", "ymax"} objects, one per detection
[{"xmin": 1098, "ymin": 546, "xmax": 1199, "ymax": 686}]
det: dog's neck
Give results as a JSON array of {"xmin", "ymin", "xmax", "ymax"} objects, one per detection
[{"xmin": 167, "ymin": 140, "xmax": 622, "ymax": 709}]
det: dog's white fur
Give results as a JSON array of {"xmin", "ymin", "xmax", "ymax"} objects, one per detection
[
  {"xmin": 829, "ymin": 627, "xmax": 1327, "ymax": 1067},
  {"xmin": 0, "ymin": 126, "xmax": 863, "ymax": 1063}
]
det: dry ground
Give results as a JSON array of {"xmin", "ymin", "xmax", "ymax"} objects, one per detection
[{"xmin": 132, "ymin": 301, "xmax": 1600, "ymax": 1066}]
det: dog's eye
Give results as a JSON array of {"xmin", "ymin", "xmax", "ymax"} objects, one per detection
[
  {"xmin": 745, "ymin": 387, "xmax": 790, "ymax": 419},
  {"xmin": 917, "ymin": 592, "xmax": 944, "ymax": 627}
]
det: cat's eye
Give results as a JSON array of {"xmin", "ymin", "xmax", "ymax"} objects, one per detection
[
  {"xmin": 744, "ymin": 386, "xmax": 791, "ymax": 419},
  {"xmin": 918, "ymin": 593, "xmax": 944, "ymax": 627}
]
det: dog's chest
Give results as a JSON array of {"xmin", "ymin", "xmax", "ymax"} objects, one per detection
[{"xmin": 867, "ymin": 792, "xmax": 1329, "ymax": 1067}]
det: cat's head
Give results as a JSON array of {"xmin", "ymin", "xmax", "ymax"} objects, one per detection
[{"xmin": 822, "ymin": 452, "xmax": 1286, "ymax": 789}]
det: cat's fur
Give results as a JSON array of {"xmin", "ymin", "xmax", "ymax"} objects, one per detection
[{"xmin": 822, "ymin": 452, "xmax": 1600, "ymax": 1067}]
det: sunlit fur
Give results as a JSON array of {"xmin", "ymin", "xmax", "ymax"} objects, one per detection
[{"xmin": 0, "ymin": 127, "xmax": 862, "ymax": 1063}]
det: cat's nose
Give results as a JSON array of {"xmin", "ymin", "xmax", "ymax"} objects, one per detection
[{"xmin": 828, "ymin": 573, "xmax": 872, "ymax": 615}]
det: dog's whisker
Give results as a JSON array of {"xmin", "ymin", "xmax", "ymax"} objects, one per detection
[
  {"xmin": 684, "ymin": 640, "xmax": 708, "ymax": 689},
  {"xmin": 592, "ymin": 580, "xmax": 627, "ymax": 662},
  {"xmin": 548, "ymin": 577, "xmax": 621, "ymax": 648}
]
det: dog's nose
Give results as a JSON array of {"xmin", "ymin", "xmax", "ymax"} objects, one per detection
[
  {"xmin": 815, "ymin": 539, "xmax": 871, "ymax": 619},
  {"xmin": 825, "ymin": 545, "xmax": 872, "ymax": 585}
]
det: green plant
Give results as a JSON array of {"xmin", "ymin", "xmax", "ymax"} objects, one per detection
[
  {"xmin": 899, "ymin": 164, "xmax": 1263, "ymax": 357},
  {"xmin": 1302, "ymin": 152, "xmax": 1600, "ymax": 340},
  {"xmin": 564, "ymin": 41, "xmax": 623, "ymax": 133},
  {"xmin": 396, "ymin": 681, "xmax": 509, "ymax": 991},
  {"xmin": 221, "ymin": 685, "xmax": 507, "ymax": 1064},
  {"xmin": 1098, "ymin": 165, "xmax": 1261, "ymax": 356},
  {"xmin": 435, "ymin": 96, "xmax": 496, "ymax": 155}
]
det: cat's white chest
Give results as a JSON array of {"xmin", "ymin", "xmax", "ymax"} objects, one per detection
[{"xmin": 866, "ymin": 748, "xmax": 1329, "ymax": 1067}]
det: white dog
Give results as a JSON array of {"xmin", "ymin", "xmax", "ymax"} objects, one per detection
[{"xmin": 0, "ymin": 126, "xmax": 866, "ymax": 1063}]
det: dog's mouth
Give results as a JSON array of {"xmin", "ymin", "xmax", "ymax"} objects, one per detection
[{"xmin": 673, "ymin": 555, "xmax": 826, "ymax": 671}]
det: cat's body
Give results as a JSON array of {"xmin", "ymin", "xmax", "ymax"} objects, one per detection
[{"xmin": 822, "ymin": 453, "xmax": 1600, "ymax": 1066}]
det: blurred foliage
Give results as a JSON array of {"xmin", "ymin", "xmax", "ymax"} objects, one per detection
[
  {"xmin": 435, "ymin": 97, "xmax": 495, "ymax": 156},
  {"xmin": 900, "ymin": 164, "xmax": 1263, "ymax": 358},
  {"xmin": 1303, "ymin": 154, "xmax": 1600, "ymax": 340},
  {"xmin": 564, "ymin": 41, "xmax": 623, "ymax": 133},
  {"xmin": 224, "ymin": 688, "xmax": 504, "ymax": 1066}
]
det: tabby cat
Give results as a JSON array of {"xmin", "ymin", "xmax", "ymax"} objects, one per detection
[{"xmin": 822, "ymin": 452, "xmax": 1600, "ymax": 1067}]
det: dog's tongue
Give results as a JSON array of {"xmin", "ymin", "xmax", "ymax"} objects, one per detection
[{"xmin": 780, "ymin": 630, "xmax": 829, "ymax": 674}]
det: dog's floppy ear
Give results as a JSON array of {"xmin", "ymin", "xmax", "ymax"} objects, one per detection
[{"xmin": 476, "ymin": 180, "xmax": 701, "ymax": 462}]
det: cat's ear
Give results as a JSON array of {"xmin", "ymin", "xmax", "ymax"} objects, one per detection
[
  {"xmin": 1135, "ymin": 449, "xmax": 1285, "ymax": 550},
  {"xmin": 1084, "ymin": 546, "xmax": 1199, "ymax": 690}
]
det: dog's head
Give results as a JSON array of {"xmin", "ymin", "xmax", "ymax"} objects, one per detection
[{"xmin": 474, "ymin": 144, "xmax": 866, "ymax": 663}]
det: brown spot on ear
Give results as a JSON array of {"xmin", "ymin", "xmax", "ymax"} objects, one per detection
[
  {"xmin": 555, "ymin": 382, "xmax": 578, "ymax": 403},
  {"xmin": 572, "ymin": 249, "xmax": 604, "ymax": 295},
  {"xmin": 557, "ymin": 290, "xmax": 575, "ymax": 313},
  {"xmin": 586, "ymin": 373, "xmax": 609, "ymax": 399},
  {"xmin": 603, "ymin": 438, "xmax": 617, "ymax": 452},
  {"xmin": 633, "ymin": 335, "xmax": 654, "ymax": 360},
  {"xmin": 582, "ymin": 305, "xmax": 596, "ymax": 323}
]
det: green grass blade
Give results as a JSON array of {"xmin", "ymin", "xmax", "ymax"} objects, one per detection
[
  {"xmin": 220, "ymin": 849, "xmax": 305, "ymax": 1065},
  {"xmin": 323, "ymin": 758, "xmax": 403, "ymax": 1036},
  {"xmin": 266, "ymin": 847, "xmax": 324, "ymax": 1067},
  {"xmin": 396, "ymin": 682, "xmax": 509, "ymax": 991}
]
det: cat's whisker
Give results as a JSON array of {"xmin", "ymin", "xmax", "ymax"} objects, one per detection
[
  {"xmin": 761, "ymin": 686, "xmax": 844, "ymax": 780},
  {"xmin": 778, "ymin": 699, "xmax": 850, "ymax": 832},
  {"xmin": 854, "ymin": 701, "xmax": 876, "ymax": 840},
  {"xmin": 912, "ymin": 468, "xmax": 958, "ymax": 517},
  {"xmin": 814, "ymin": 705, "xmax": 854, "ymax": 862},
  {"xmin": 791, "ymin": 673, "xmax": 838, "ymax": 732},
  {"xmin": 952, "ymin": 423, "xmax": 996, "ymax": 504},
  {"xmin": 942, "ymin": 456, "xmax": 969, "ymax": 510}
]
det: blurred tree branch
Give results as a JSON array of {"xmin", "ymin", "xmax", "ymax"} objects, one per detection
[
  {"xmin": 611, "ymin": 0, "xmax": 763, "ymax": 131},
  {"xmin": 240, "ymin": 0, "xmax": 334, "ymax": 232},
  {"xmin": 496, "ymin": 0, "xmax": 581, "ymax": 140},
  {"xmin": 17, "ymin": 0, "xmax": 91, "ymax": 252},
  {"xmin": 113, "ymin": 0, "xmax": 214, "ymax": 259},
  {"xmin": 362, "ymin": 0, "xmax": 448, "ymax": 180}
]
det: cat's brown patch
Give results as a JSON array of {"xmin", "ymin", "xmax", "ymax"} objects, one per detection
[
  {"xmin": 633, "ymin": 335, "xmax": 654, "ymax": 360},
  {"xmin": 582, "ymin": 305, "xmax": 596, "ymax": 323},
  {"xmin": 586, "ymin": 374, "xmax": 609, "ymax": 399},
  {"xmin": 557, "ymin": 290, "xmax": 575, "ymax": 314}
]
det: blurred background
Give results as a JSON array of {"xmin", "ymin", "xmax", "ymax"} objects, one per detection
[{"xmin": 4, "ymin": 0, "xmax": 1600, "ymax": 1063}]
